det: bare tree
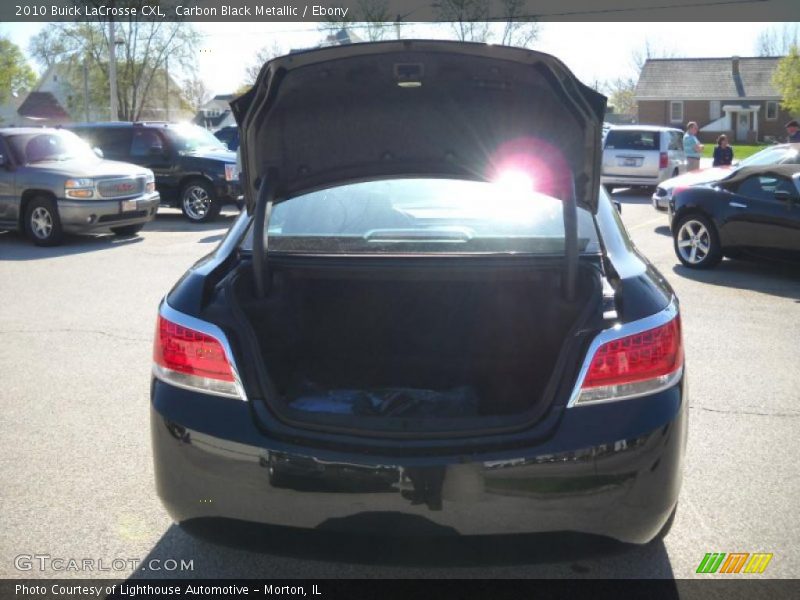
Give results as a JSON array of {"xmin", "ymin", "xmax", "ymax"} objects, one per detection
[
  {"xmin": 243, "ymin": 42, "xmax": 284, "ymax": 87},
  {"xmin": 756, "ymin": 24, "xmax": 800, "ymax": 56},
  {"xmin": 355, "ymin": 0, "xmax": 393, "ymax": 41},
  {"xmin": 434, "ymin": 0, "xmax": 492, "ymax": 43},
  {"xmin": 182, "ymin": 76, "xmax": 211, "ymax": 113},
  {"xmin": 498, "ymin": 0, "xmax": 540, "ymax": 48},
  {"xmin": 631, "ymin": 39, "xmax": 679, "ymax": 74},
  {"xmin": 316, "ymin": 0, "xmax": 398, "ymax": 43}
]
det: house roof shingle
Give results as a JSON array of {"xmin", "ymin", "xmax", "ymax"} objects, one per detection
[
  {"xmin": 635, "ymin": 57, "xmax": 782, "ymax": 100},
  {"xmin": 17, "ymin": 92, "xmax": 70, "ymax": 120}
]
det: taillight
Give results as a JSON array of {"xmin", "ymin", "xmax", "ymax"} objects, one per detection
[
  {"xmin": 572, "ymin": 314, "xmax": 683, "ymax": 405},
  {"xmin": 152, "ymin": 313, "xmax": 243, "ymax": 399},
  {"xmin": 659, "ymin": 152, "xmax": 668, "ymax": 169}
]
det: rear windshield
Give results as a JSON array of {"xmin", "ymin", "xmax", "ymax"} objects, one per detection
[
  {"xmin": 244, "ymin": 178, "xmax": 599, "ymax": 255},
  {"xmin": 163, "ymin": 124, "xmax": 228, "ymax": 154},
  {"xmin": 605, "ymin": 130, "xmax": 660, "ymax": 151}
]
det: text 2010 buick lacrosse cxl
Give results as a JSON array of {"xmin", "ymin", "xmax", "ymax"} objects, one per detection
[{"xmin": 151, "ymin": 41, "xmax": 686, "ymax": 544}]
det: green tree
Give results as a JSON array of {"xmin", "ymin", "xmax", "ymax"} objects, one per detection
[
  {"xmin": 29, "ymin": 3, "xmax": 199, "ymax": 120},
  {"xmin": 0, "ymin": 36, "xmax": 36, "ymax": 106},
  {"xmin": 606, "ymin": 77, "xmax": 638, "ymax": 116},
  {"xmin": 773, "ymin": 45, "xmax": 800, "ymax": 115}
]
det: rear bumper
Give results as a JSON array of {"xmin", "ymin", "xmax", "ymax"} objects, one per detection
[
  {"xmin": 58, "ymin": 193, "xmax": 160, "ymax": 232},
  {"xmin": 151, "ymin": 376, "xmax": 688, "ymax": 544},
  {"xmin": 602, "ymin": 175, "xmax": 661, "ymax": 187}
]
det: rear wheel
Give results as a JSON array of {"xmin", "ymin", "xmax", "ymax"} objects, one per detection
[
  {"xmin": 180, "ymin": 180, "xmax": 220, "ymax": 223},
  {"xmin": 111, "ymin": 224, "xmax": 145, "ymax": 236},
  {"xmin": 25, "ymin": 196, "xmax": 63, "ymax": 246},
  {"xmin": 673, "ymin": 214, "xmax": 722, "ymax": 269}
]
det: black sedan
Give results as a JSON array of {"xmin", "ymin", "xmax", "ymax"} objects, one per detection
[
  {"xmin": 669, "ymin": 164, "xmax": 800, "ymax": 269},
  {"xmin": 151, "ymin": 41, "xmax": 686, "ymax": 545}
]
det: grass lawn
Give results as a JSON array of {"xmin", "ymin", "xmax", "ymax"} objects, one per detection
[{"xmin": 701, "ymin": 143, "xmax": 768, "ymax": 161}]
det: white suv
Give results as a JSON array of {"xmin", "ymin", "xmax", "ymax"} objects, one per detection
[{"xmin": 601, "ymin": 125, "xmax": 687, "ymax": 192}]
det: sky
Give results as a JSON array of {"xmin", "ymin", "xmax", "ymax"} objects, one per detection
[{"xmin": 0, "ymin": 21, "xmax": 792, "ymax": 97}]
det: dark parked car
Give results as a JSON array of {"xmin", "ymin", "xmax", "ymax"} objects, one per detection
[
  {"xmin": 0, "ymin": 127, "xmax": 159, "ymax": 246},
  {"xmin": 652, "ymin": 143, "xmax": 800, "ymax": 211},
  {"xmin": 151, "ymin": 42, "xmax": 686, "ymax": 545},
  {"xmin": 214, "ymin": 126, "xmax": 239, "ymax": 152},
  {"xmin": 69, "ymin": 122, "xmax": 241, "ymax": 223},
  {"xmin": 669, "ymin": 164, "xmax": 800, "ymax": 269}
]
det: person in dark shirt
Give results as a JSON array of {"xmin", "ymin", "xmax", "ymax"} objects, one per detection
[
  {"xmin": 712, "ymin": 134, "xmax": 734, "ymax": 166},
  {"xmin": 786, "ymin": 120, "xmax": 800, "ymax": 143}
]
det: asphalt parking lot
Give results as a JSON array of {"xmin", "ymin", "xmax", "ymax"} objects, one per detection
[{"xmin": 1, "ymin": 197, "xmax": 799, "ymax": 580}]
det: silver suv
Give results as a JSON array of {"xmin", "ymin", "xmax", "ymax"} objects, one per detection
[
  {"xmin": 601, "ymin": 125, "xmax": 687, "ymax": 192},
  {"xmin": 0, "ymin": 127, "xmax": 159, "ymax": 246}
]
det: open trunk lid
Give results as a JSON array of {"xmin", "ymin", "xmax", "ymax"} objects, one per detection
[{"xmin": 231, "ymin": 40, "xmax": 606, "ymax": 214}]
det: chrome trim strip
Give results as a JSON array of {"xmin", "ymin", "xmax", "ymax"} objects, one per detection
[
  {"xmin": 155, "ymin": 300, "xmax": 248, "ymax": 401},
  {"xmin": 566, "ymin": 297, "xmax": 681, "ymax": 408}
]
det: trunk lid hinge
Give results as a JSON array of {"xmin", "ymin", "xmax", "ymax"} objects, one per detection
[
  {"xmin": 252, "ymin": 171, "xmax": 278, "ymax": 298},
  {"xmin": 563, "ymin": 178, "xmax": 578, "ymax": 302}
]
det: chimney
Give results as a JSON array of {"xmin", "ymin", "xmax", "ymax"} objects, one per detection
[{"xmin": 732, "ymin": 56, "xmax": 740, "ymax": 79}]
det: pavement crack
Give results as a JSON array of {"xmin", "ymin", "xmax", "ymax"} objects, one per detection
[
  {"xmin": 690, "ymin": 404, "xmax": 800, "ymax": 418},
  {"xmin": 0, "ymin": 328, "xmax": 148, "ymax": 342}
]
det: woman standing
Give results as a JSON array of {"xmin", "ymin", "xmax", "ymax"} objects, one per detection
[{"xmin": 712, "ymin": 134, "xmax": 734, "ymax": 167}]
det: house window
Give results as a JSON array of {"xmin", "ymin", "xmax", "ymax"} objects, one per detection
[
  {"xmin": 766, "ymin": 101, "xmax": 778, "ymax": 121},
  {"xmin": 709, "ymin": 101, "xmax": 721, "ymax": 121},
  {"xmin": 670, "ymin": 101, "xmax": 684, "ymax": 124}
]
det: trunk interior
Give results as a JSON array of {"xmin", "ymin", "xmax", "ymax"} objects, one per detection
[{"xmin": 230, "ymin": 261, "xmax": 600, "ymax": 431}]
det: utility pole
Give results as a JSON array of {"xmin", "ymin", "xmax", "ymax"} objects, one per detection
[
  {"xmin": 83, "ymin": 57, "xmax": 90, "ymax": 121},
  {"xmin": 108, "ymin": 20, "xmax": 118, "ymax": 121},
  {"xmin": 165, "ymin": 56, "xmax": 170, "ymax": 121}
]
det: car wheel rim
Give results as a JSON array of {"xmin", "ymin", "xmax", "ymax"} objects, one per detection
[
  {"xmin": 676, "ymin": 220, "xmax": 711, "ymax": 264},
  {"xmin": 30, "ymin": 207, "xmax": 53, "ymax": 239},
  {"xmin": 183, "ymin": 186, "xmax": 210, "ymax": 220}
]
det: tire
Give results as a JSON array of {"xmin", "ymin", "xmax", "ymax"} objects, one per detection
[
  {"xmin": 24, "ymin": 195, "xmax": 63, "ymax": 246},
  {"xmin": 673, "ymin": 213, "xmax": 722, "ymax": 269},
  {"xmin": 111, "ymin": 224, "xmax": 145, "ymax": 236},
  {"xmin": 652, "ymin": 505, "xmax": 677, "ymax": 542},
  {"xmin": 180, "ymin": 179, "xmax": 221, "ymax": 223}
]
